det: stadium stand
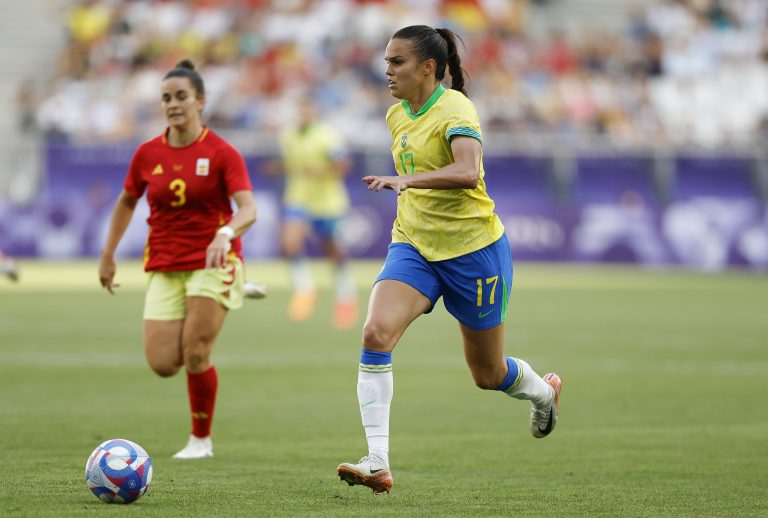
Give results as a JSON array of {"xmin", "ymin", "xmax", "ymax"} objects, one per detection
[
  {"xmin": 0, "ymin": 0, "xmax": 62, "ymax": 202},
  {"xmin": 16, "ymin": 0, "xmax": 766, "ymax": 150}
]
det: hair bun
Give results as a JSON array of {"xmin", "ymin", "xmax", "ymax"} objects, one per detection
[{"xmin": 175, "ymin": 59, "xmax": 196, "ymax": 71}]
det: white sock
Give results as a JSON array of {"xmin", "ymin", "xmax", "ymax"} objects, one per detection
[
  {"xmin": 357, "ymin": 370, "xmax": 393, "ymax": 467},
  {"xmin": 291, "ymin": 258, "xmax": 314, "ymax": 293},
  {"xmin": 335, "ymin": 263, "xmax": 356, "ymax": 302},
  {"xmin": 505, "ymin": 358, "xmax": 552, "ymax": 409}
]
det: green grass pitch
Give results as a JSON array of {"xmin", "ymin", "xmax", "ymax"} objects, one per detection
[{"xmin": 1, "ymin": 261, "xmax": 767, "ymax": 516}]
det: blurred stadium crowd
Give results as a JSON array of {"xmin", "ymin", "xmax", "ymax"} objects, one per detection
[
  {"xmin": 28, "ymin": 0, "xmax": 768, "ymax": 149},
  {"xmin": 4, "ymin": 0, "xmax": 768, "ymax": 271}
]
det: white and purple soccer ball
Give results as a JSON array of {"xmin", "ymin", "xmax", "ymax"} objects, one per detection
[{"xmin": 85, "ymin": 439, "xmax": 153, "ymax": 504}]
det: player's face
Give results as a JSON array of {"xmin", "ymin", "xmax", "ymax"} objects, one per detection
[
  {"xmin": 385, "ymin": 38, "xmax": 428, "ymax": 100},
  {"xmin": 298, "ymin": 99, "xmax": 315, "ymax": 126},
  {"xmin": 160, "ymin": 77, "xmax": 204, "ymax": 129}
]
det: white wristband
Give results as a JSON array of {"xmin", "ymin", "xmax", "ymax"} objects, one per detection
[{"xmin": 216, "ymin": 225, "xmax": 235, "ymax": 240}]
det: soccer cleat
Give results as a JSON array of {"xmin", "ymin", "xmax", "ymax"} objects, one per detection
[
  {"xmin": 288, "ymin": 290, "xmax": 317, "ymax": 322},
  {"xmin": 531, "ymin": 372, "xmax": 562, "ymax": 439},
  {"xmin": 332, "ymin": 300, "xmax": 358, "ymax": 330},
  {"xmin": 172, "ymin": 435, "xmax": 213, "ymax": 459},
  {"xmin": 243, "ymin": 280, "xmax": 268, "ymax": 299},
  {"xmin": 336, "ymin": 455, "xmax": 393, "ymax": 494}
]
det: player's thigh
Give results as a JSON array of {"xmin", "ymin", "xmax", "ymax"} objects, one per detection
[
  {"xmin": 281, "ymin": 210, "xmax": 310, "ymax": 254},
  {"xmin": 319, "ymin": 236, "xmax": 345, "ymax": 264},
  {"xmin": 282, "ymin": 219, "xmax": 308, "ymax": 249},
  {"xmin": 181, "ymin": 260, "xmax": 243, "ymax": 368},
  {"xmin": 143, "ymin": 319, "xmax": 184, "ymax": 376},
  {"xmin": 313, "ymin": 216, "xmax": 345, "ymax": 262},
  {"xmin": 364, "ymin": 243, "xmax": 440, "ymax": 351},
  {"xmin": 436, "ymin": 235, "xmax": 513, "ymax": 331},
  {"xmin": 363, "ymin": 280, "xmax": 432, "ymax": 352},
  {"xmin": 182, "ymin": 296, "xmax": 228, "ymax": 354},
  {"xmin": 142, "ymin": 271, "xmax": 188, "ymax": 375},
  {"xmin": 319, "ymin": 233, "xmax": 344, "ymax": 263}
]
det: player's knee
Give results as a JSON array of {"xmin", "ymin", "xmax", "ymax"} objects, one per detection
[
  {"xmin": 183, "ymin": 341, "xmax": 212, "ymax": 372},
  {"xmin": 473, "ymin": 378, "xmax": 499, "ymax": 391},
  {"xmin": 470, "ymin": 371, "xmax": 502, "ymax": 391},
  {"xmin": 362, "ymin": 320, "xmax": 396, "ymax": 352},
  {"xmin": 281, "ymin": 238, "xmax": 302, "ymax": 257},
  {"xmin": 183, "ymin": 351, "xmax": 208, "ymax": 372},
  {"xmin": 145, "ymin": 348, "xmax": 182, "ymax": 377},
  {"xmin": 149, "ymin": 362, "xmax": 180, "ymax": 378}
]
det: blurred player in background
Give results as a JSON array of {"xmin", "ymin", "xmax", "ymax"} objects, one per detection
[
  {"xmin": 98, "ymin": 60, "xmax": 257, "ymax": 460},
  {"xmin": 273, "ymin": 96, "xmax": 358, "ymax": 329},
  {"xmin": 336, "ymin": 26, "xmax": 562, "ymax": 493},
  {"xmin": 0, "ymin": 250, "xmax": 18, "ymax": 281}
]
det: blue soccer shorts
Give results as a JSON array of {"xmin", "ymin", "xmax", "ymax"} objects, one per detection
[
  {"xmin": 375, "ymin": 234, "xmax": 513, "ymax": 330},
  {"xmin": 283, "ymin": 205, "xmax": 342, "ymax": 241}
]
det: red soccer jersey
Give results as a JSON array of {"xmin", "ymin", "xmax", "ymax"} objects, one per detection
[{"xmin": 124, "ymin": 127, "xmax": 253, "ymax": 272}]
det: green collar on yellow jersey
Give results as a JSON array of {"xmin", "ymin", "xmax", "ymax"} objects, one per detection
[{"xmin": 401, "ymin": 84, "xmax": 446, "ymax": 120}]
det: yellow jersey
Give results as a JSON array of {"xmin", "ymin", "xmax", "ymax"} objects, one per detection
[
  {"xmin": 280, "ymin": 122, "xmax": 349, "ymax": 217},
  {"xmin": 386, "ymin": 85, "xmax": 504, "ymax": 261}
]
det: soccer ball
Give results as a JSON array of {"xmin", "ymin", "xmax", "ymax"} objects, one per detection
[{"xmin": 85, "ymin": 439, "xmax": 153, "ymax": 504}]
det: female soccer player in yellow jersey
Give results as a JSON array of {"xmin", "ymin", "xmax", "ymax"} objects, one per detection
[
  {"xmin": 274, "ymin": 97, "xmax": 358, "ymax": 329},
  {"xmin": 336, "ymin": 26, "xmax": 563, "ymax": 493}
]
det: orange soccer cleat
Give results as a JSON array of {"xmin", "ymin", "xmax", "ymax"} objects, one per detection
[
  {"xmin": 337, "ymin": 456, "xmax": 393, "ymax": 494},
  {"xmin": 531, "ymin": 372, "xmax": 562, "ymax": 438},
  {"xmin": 332, "ymin": 299, "xmax": 358, "ymax": 330},
  {"xmin": 288, "ymin": 290, "xmax": 318, "ymax": 322}
]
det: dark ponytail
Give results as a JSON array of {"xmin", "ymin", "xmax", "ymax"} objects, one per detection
[
  {"xmin": 435, "ymin": 28, "xmax": 467, "ymax": 96},
  {"xmin": 163, "ymin": 59, "xmax": 205, "ymax": 98},
  {"xmin": 392, "ymin": 25, "xmax": 468, "ymax": 96}
]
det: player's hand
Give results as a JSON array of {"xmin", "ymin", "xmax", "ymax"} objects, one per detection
[
  {"xmin": 98, "ymin": 255, "xmax": 120, "ymax": 294},
  {"xmin": 206, "ymin": 234, "xmax": 232, "ymax": 269},
  {"xmin": 362, "ymin": 175, "xmax": 409, "ymax": 195}
]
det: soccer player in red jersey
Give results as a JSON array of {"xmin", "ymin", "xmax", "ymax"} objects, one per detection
[{"xmin": 98, "ymin": 60, "xmax": 257, "ymax": 459}]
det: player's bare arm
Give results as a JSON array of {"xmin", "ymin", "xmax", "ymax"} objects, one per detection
[
  {"xmin": 99, "ymin": 190, "xmax": 139, "ymax": 294},
  {"xmin": 362, "ymin": 136, "xmax": 481, "ymax": 195}
]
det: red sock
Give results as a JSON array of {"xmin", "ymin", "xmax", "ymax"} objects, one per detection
[{"xmin": 187, "ymin": 366, "xmax": 218, "ymax": 438}]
